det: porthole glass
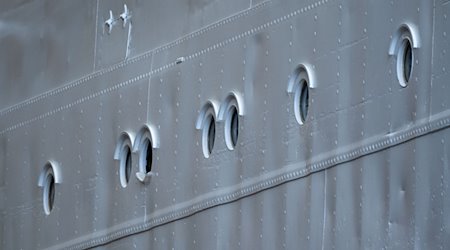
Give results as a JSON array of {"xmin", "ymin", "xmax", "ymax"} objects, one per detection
[
  {"xmin": 207, "ymin": 116, "xmax": 216, "ymax": 155},
  {"xmin": 230, "ymin": 107, "xmax": 239, "ymax": 147},
  {"xmin": 294, "ymin": 78, "xmax": 310, "ymax": 124},
  {"xmin": 225, "ymin": 106, "xmax": 239, "ymax": 150},
  {"xmin": 203, "ymin": 114, "xmax": 216, "ymax": 158},
  {"xmin": 395, "ymin": 36, "xmax": 414, "ymax": 87},
  {"xmin": 43, "ymin": 172, "xmax": 55, "ymax": 215},
  {"xmin": 143, "ymin": 138, "xmax": 153, "ymax": 173},
  {"xmin": 120, "ymin": 145, "xmax": 132, "ymax": 187},
  {"xmin": 402, "ymin": 39, "xmax": 413, "ymax": 84},
  {"xmin": 299, "ymin": 80, "xmax": 309, "ymax": 123},
  {"xmin": 125, "ymin": 147, "xmax": 132, "ymax": 182}
]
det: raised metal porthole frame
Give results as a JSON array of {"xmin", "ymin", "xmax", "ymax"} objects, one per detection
[
  {"xmin": 38, "ymin": 161, "xmax": 62, "ymax": 215},
  {"xmin": 287, "ymin": 63, "xmax": 316, "ymax": 125},
  {"xmin": 133, "ymin": 124, "xmax": 159, "ymax": 183},
  {"xmin": 388, "ymin": 23, "xmax": 421, "ymax": 87},
  {"xmin": 114, "ymin": 132, "xmax": 134, "ymax": 188},
  {"xmin": 196, "ymin": 100, "xmax": 219, "ymax": 158},
  {"xmin": 218, "ymin": 92, "xmax": 245, "ymax": 150}
]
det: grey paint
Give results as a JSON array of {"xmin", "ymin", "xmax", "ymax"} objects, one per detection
[{"xmin": 0, "ymin": 0, "xmax": 449, "ymax": 249}]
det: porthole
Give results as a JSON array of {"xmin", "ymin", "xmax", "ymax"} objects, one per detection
[
  {"xmin": 218, "ymin": 92, "xmax": 244, "ymax": 151},
  {"xmin": 114, "ymin": 132, "xmax": 134, "ymax": 188},
  {"xmin": 196, "ymin": 101, "xmax": 219, "ymax": 158},
  {"xmin": 287, "ymin": 64, "xmax": 314, "ymax": 125},
  {"xmin": 389, "ymin": 24, "xmax": 420, "ymax": 87},
  {"xmin": 38, "ymin": 162, "xmax": 60, "ymax": 215},
  {"xmin": 120, "ymin": 145, "xmax": 132, "ymax": 187},
  {"xmin": 134, "ymin": 125, "xmax": 159, "ymax": 182},
  {"xmin": 203, "ymin": 114, "xmax": 216, "ymax": 158}
]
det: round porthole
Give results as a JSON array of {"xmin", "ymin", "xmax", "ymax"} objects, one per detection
[
  {"xmin": 203, "ymin": 114, "xmax": 216, "ymax": 158},
  {"xmin": 287, "ymin": 64, "xmax": 317, "ymax": 125},
  {"xmin": 218, "ymin": 92, "xmax": 244, "ymax": 151},
  {"xmin": 114, "ymin": 132, "xmax": 134, "ymax": 187},
  {"xmin": 38, "ymin": 162, "xmax": 59, "ymax": 215},
  {"xmin": 120, "ymin": 145, "xmax": 132, "ymax": 187},
  {"xmin": 133, "ymin": 125, "xmax": 159, "ymax": 182},
  {"xmin": 196, "ymin": 101, "xmax": 219, "ymax": 158},
  {"xmin": 389, "ymin": 24, "xmax": 420, "ymax": 87},
  {"xmin": 225, "ymin": 106, "xmax": 239, "ymax": 150},
  {"xmin": 288, "ymin": 64, "xmax": 313, "ymax": 125}
]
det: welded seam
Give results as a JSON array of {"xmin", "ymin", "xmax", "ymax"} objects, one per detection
[
  {"xmin": 429, "ymin": 0, "xmax": 436, "ymax": 119},
  {"xmin": 0, "ymin": 0, "xmax": 332, "ymax": 136},
  {"xmin": 0, "ymin": 0, "xmax": 272, "ymax": 117},
  {"xmin": 321, "ymin": 170, "xmax": 327, "ymax": 250},
  {"xmin": 93, "ymin": 0, "xmax": 99, "ymax": 71},
  {"xmin": 125, "ymin": 23, "xmax": 132, "ymax": 59},
  {"xmin": 146, "ymin": 47, "xmax": 155, "ymax": 137},
  {"xmin": 49, "ymin": 109, "xmax": 450, "ymax": 250}
]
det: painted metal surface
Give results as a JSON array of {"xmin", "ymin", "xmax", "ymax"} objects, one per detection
[{"xmin": 0, "ymin": 0, "xmax": 449, "ymax": 249}]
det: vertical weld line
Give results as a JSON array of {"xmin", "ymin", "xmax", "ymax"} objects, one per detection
[
  {"xmin": 147, "ymin": 53, "xmax": 154, "ymax": 124},
  {"xmin": 429, "ymin": 0, "xmax": 436, "ymax": 118},
  {"xmin": 93, "ymin": 0, "xmax": 99, "ymax": 71},
  {"xmin": 144, "ymin": 64, "xmax": 151, "ymax": 222},
  {"xmin": 321, "ymin": 170, "xmax": 328, "ymax": 250},
  {"xmin": 146, "ymin": 78, "xmax": 151, "ymax": 125},
  {"xmin": 125, "ymin": 23, "xmax": 133, "ymax": 59}
]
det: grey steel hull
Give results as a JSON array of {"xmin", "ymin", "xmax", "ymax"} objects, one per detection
[{"xmin": 0, "ymin": 0, "xmax": 449, "ymax": 249}]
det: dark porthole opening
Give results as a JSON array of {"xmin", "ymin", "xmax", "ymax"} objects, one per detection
[
  {"xmin": 120, "ymin": 146, "xmax": 132, "ymax": 187},
  {"xmin": 298, "ymin": 79, "xmax": 310, "ymax": 123},
  {"xmin": 142, "ymin": 138, "xmax": 153, "ymax": 174},
  {"xmin": 225, "ymin": 106, "xmax": 239, "ymax": 150},
  {"xmin": 230, "ymin": 107, "xmax": 239, "ymax": 147},
  {"xmin": 203, "ymin": 115, "xmax": 216, "ymax": 158},
  {"xmin": 43, "ymin": 172, "xmax": 55, "ymax": 215},
  {"xmin": 397, "ymin": 38, "xmax": 414, "ymax": 87},
  {"xmin": 402, "ymin": 39, "xmax": 413, "ymax": 83},
  {"xmin": 207, "ymin": 116, "xmax": 216, "ymax": 155}
]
